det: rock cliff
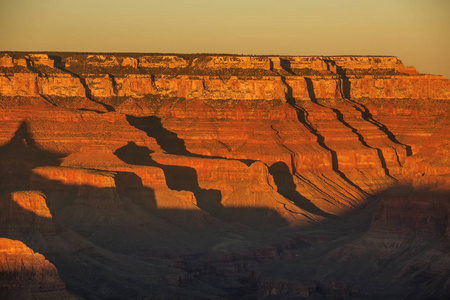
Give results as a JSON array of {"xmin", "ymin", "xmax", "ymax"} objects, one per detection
[{"xmin": 0, "ymin": 52, "xmax": 449, "ymax": 299}]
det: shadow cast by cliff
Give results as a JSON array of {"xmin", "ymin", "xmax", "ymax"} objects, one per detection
[
  {"xmin": 269, "ymin": 162, "xmax": 336, "ymax": 218},
  {"xmin": 0, "ymin": 122, "xmax": 289, "ymax": 298},
  {"xmin": 305, "ymin": 77, "xmax": 394, "ymax": 178},
  {"xmin": 48, "ymin": 55, "xmax": 115, "ymax": 112},
  {"xmin": 114, "ymin": 141, "xmax": 223, "ymax": 213},
  {"xmin": 0, "ymin": 122, "xmax": 63, "ymax": 192},
  {"xmin": 0, "ymin": 121, "xmax": 446, "ymax": 299},
  {"xmin": 333, "ymin": 64, "xmax": 412, "ymax": 156},
  {"xmin": 126, "ymin": 115, "xmax": 256, "ymax": 166},
  {"xmin": 280, "ymin": 77, "xmax": 367, "ymax": 194}
]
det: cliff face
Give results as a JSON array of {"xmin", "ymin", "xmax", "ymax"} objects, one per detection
[
  {"xmin": 0, "ymin": 238, "xmax": 76, "ymax": 300},
  {"xmin": 0, "ymin": 52, "xmax": 449, "ymax": 299},
  {"xmin": 1, "ymin": 53, "xmax": 449, "ymax": 101}
]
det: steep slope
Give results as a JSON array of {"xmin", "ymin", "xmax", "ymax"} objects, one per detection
[{"xmin": 0, "ymin": 52, "xmax": 449, "ymax": 299}]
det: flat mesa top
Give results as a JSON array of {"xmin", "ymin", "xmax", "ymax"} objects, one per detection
[{"xmin": 0, "ymin": 52, "xmax": 421, "ymax": 78}]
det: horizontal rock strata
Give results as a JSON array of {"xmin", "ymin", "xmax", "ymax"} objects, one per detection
[{"xmin": 0, "ymin": 52, "xmax": 449, "ymax": 299}]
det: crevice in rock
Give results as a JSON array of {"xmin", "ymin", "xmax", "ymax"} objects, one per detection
[
  {"xmin": 268, "ymin": 162, "xmax": 336, "ymax": 219},
  {"xmin": 279, "ymin": 58, "xmax": 295, "ymax": 75},
  {"xmin": 392, "ymin": 146, "xmax": 403, "ymax": 167},
  {"xmin": 279, "ymin": 76, "xmax": 367, "ymax": 195},
  {"xmin": 126, "ymin": 115, "xmax": 256, "ymax": 166},
  {"xmin": 25, "ymin": 59, "xmax": 58, "ymax": 107},
  {"xmin": 109, "ymin": 74, "xmax": 118, "ymax": 96},
  {"xmin": 269, "ymin": 124, "xmax": 296, "ymax": 174},
  {"xmin": 114, "ymin": 142, "xmax": 223, "ymax": 214},
  {"xmin": 305, "ymin": 77, "xmax": 394, "ymax": 178},
  {"xmin": 38, "ymin": 93, "xmax": 58, "ymax": 107},
  {"xmin": 295, "ymin": 173, "xmax": 353, "ymax": 205},
  {"xmin": 348, "ymin": 98, "xmax": 413, "ymax": 156},
  {"xmin": 48, "ymin": 55, "xmax": 115, "ymax": 112},
  {"xmin": 334, "ymin": 64, "xmax": 412, "ymax": 157}
]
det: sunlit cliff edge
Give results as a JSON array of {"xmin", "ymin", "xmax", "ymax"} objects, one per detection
[{"xmin": 0, "ymin": 52, "xmax": 449, "ymax": 299}]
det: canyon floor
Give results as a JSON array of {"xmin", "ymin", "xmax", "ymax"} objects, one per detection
[{"xmin": 0, "ymin": 52, "xmax": 449, "ymax": 299}]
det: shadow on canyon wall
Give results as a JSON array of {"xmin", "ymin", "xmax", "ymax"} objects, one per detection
[
  {"xmin": 304, "ymin": 77, "xmax": 394, "ymax": 178},
  {"xmin": 0, "ymin": 120, "xmax": 289, "ymax": 298},
  {"xmin": 0, "ymin": 121, "xmax": 291, "ymax": 237},
  {"xmin": 268, "ymin": 162, "xmax": 336, "ymax": 218},
  {"xmin": 126, "ymin": 115, "xmax": 256, "ymax": 166},
  {"xmin": 0, "ymin": 122, "xmax": 63, "ymax": 192},
  {"xmin": 114, "ymin": 141, "xmax": 223, "ymax": 214},
  {"xmin": 48, "ymin": 55, "xmax": 116, "ymax": 112},
  {"xmin": 280, "ymin": 75, "xmax": 367, "ymax": 194},
  {"xmin": 276, "ymin": 59, "xmax": 411, "ymax": 184},
  {"xmin": 279, "ymin": 58, "xmax": 295, "ymax": 75},
  {"xmin": 126, "ymin": 115, "xmax": 336, "ymax": 219},
  {"xmin": 0, "ymin": 121, "xmax": 448, "ymax": 299},
  {"xmin": 333, "ymin": 64, "xmax": 412, "ymax": 157}
]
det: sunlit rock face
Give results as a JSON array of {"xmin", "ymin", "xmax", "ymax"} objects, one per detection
[
  {"xmin": 0, "ymin": 238, "xmax": 76, "ymax": 300},
  {"xmin": 0, "ymin": 52, "xmax": 449, "ymax": 299}
]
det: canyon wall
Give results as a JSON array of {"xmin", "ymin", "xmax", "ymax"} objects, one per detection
[
  {"xmin": 1, "ymin": 53, "xmax": 449, "ymax": 101},
  {"xmin": 0, "ymin": 52, "xmax": 449, "ymax": 299}
]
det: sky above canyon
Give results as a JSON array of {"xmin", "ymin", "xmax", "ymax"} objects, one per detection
[{"xmin": 0, "ymin": 0, "xmax": 449, "ymax": 78}]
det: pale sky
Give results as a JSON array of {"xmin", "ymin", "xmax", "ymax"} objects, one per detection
[{"xmin": 1, "ymin": 0, "xmax": 449, "ymax": 77}]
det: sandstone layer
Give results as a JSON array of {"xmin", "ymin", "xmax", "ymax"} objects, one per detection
[{"xmin": 0, "ymin": 52, "xmax": 449, "ymax": 299}]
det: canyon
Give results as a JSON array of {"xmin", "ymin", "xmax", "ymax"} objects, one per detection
[{"xmin": 0, "ymin": 52, "xmax": 449, "ymax": 299}]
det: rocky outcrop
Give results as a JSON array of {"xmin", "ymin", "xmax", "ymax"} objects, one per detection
[
  {"xmin": 2, "ymin": 53, "xmax": 448, "ymax": 102},
  {"xmin": 0, "ymin": 238, "xmax": 76, "ymax": 299},
  {"xmin": 0, "ymin": 191, "xmax": 57, "ymax": 236},
  {"xmin": 0, "ymin": 52, "xmax": 448, "ymax": 299}
]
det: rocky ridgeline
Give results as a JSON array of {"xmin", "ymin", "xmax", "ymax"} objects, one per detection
[
  {"xmin": 0, "ymin": 52, "xmax": 449, "ymax": 299},
  {"xmin": 1, "ymin": 53, "xmax": 448, "ymax": 102}
]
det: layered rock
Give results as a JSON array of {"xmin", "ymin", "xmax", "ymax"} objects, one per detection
[
  {"xmin": 0, "ymin": 191, "xmax": 57, "ymax": 236},
  {"xmin": 0, "ymin": 52, "xmax": 448, "ymax": 217},
  {"xmin": 0, "ymin": 52, "xmax": 448, "ymax": 299},
  {"xmin": 0, "ymin": 238, "xmax": 75, "ymax": 299},
  {"xmin": 3, "ymin": 53, "xmax": 448, "ymax": 102}
]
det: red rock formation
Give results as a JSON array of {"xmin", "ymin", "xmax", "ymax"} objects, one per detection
[
  {"xmin": 0, "ymin": 52, "xmax": 448, "ymax": 298},
  {"xmin": 0, "ymin": 238, "xmax": 75, "ymax": 299},
  {"xmin": 0, "ymin": 191, "xmax": 57, "ymax": 236}
]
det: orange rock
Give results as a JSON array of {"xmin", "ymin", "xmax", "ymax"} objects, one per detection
[
  {"xmin": 139, "ymin": 55, "xmax": 188, "ymax": 68},
  {"xmin": 85, "ymin": 74, "xmax": 116, "ymax": 97},
  {"xmin": 348, "ymin": 75, "xmax": 450, "ymax": 99},
  {"xmin": 0, "ymin": 52, "xmax": 448, "ymax": 298},
  {"xmin": 0, "ymin": 52, "xmax": 448, "ymax": 214},
  {"xmin": 8, "ymin": 191, "xmax": 51, "ymax": 218},
  {"xmin": 202, "ymin": 56, "xmax": 271, "ymax": 70},
  {"xmin": 86, "ymin": 54, "xmax": 120, "ymax": 67},
  {"xmin": 121, "ymin": 57, "xmax": 138, "ymax": 68},
  {"xmin": 0, "ymin": 55, "xmax": 14, "ymax": 68},
  {"xmin": 0, "ymin": 238, "xmax": 75, "ymax": 299},
  {"xmin": 27, "ymin": 53, "xmax": 55, "ymax": 68},
  {"xmin": 0, "ymin": 191, "xmax": 57, "ymax": 235}
]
